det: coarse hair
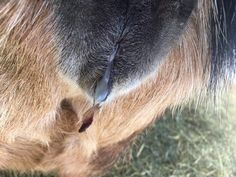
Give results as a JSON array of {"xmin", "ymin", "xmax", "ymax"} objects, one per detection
[{"xmin": 0, "ymin": 0, "xmax": 235, "ymax": 176}]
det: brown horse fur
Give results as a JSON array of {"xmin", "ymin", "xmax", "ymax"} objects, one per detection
[{"xmin": 0, "ymin": 0, "xmax": 228, "ymax": 177}]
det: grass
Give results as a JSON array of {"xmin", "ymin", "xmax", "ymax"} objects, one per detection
[
  {"xmin": 103, "ymin": 91, "xmax": 236, "ymax": 177},
  {"xmin": 104, "ymin": 107, "xmax": 236, "ymax": 177},
  {"xmin": 1, "ymin": 92, "xmax": 236, "ymax": 177}
]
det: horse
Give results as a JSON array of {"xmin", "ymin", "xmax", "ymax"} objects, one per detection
[{"xmin": 0, "ymin": 0, "xmax": 235, "ymax": 176}]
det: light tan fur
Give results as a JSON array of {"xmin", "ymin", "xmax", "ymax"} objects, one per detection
[{"xmin": 0, "ymin": 1, "xmax": 213, "ymax": 177}]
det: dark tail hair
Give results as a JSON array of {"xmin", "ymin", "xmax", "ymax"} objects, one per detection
[{"xmin": 210, "ymin": 0, "xmax": 236, "ymax": 89}]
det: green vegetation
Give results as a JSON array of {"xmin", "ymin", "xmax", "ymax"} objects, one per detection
[{"xmin": 104, "ymin": 105, "xmax": 236, "ymax": 177}]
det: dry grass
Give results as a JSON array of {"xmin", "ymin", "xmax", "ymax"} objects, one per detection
[
  {"xmin": 1, "ymin": 91, "xmax": 236, "ymax": 177},
  {"xmin": 103, "ymin": 90, "xmax": 236, "ymax": 177}
]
